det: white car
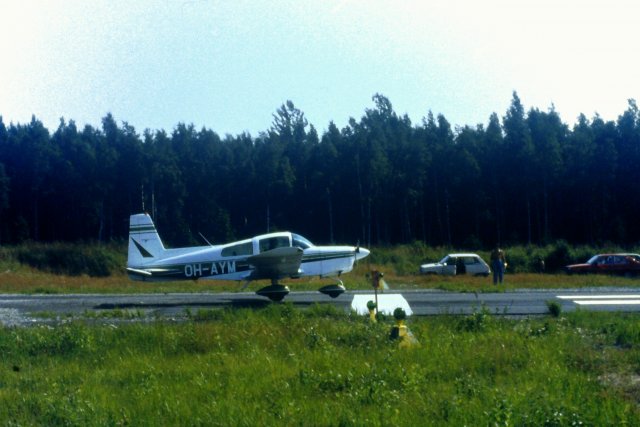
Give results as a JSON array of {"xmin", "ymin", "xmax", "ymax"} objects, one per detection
[{"xmin": 420, "ymin": 253, "xmax": 491, "ymax": 276}]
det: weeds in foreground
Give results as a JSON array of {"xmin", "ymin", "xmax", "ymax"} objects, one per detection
[
  {"xmin": 546, "ymin": 300, "xmax": 563, "ymax": 317},
  {"xmin": 1, "ymin": 308, "xmax": 640, "ymax": 425}
]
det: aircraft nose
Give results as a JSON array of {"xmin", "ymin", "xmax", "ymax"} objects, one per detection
[{"xmin": 356, "ymin": 247, "xmax": 370, "ymax": 260}]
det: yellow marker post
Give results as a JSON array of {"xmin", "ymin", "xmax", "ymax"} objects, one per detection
[
  {"xmin": 367, "ymin": 300, "xmax": 377, "ymax": 322},
  {"xmin": 390, "ymin": 308, "xmax": 418, "ymax": 348},
  {"xmin": 397, "ymin": 319, "xmax": 411, "ymax": 349}
]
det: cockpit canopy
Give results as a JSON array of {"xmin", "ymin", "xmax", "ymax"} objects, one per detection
[
  {"xmin": 220, "ymin": 232, "xmax": 314, "ymax": 258},
  {"xmin": 292, "ymin": 233, "xmax": 314, "ymax": 249},
  {"xmin": 258, "ymin": 233, "xmax": 314, "ymax": 252}
]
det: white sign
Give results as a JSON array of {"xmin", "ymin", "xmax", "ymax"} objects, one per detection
[{"xmin": 351, "ymin": 294, "xmax": 413, "ymax": 316}]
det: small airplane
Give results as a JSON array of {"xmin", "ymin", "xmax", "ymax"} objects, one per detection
[{"xmin": 126, "ymin": 213, "xmax": 370, "ymax": 301}]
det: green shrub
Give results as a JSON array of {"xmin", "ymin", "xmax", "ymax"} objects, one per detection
[
  {"xmin": 501, "ymin": 245, "xmax": 529, "ymax": 273},
  {"xmin": 21, "ymin": 324, "xmax": 95, "ymax": 357},
  {"xmin": 545, "ymin": 240, "xmax": 571, "ymax": 272},
  {"xmin": 457, "ymin": 306, "xmax": 492, "ymax": 332},
  {"xmin": 305, "ymin": 303, "xmax": 347, "ymax": 320},
  {"xmin": 614, "ymin": 321, "xmax": 640, "ymax": 348},
  {"xmin": 12, "ymin": 242, "xmax": 124, "ymax": 276},
  {"xmin": 372, "ymin": 242, "xmax": 450, "ymax": 274},
  {"xmin": 546, "ymin": 300, "xmax": 562, "ymax": 317}
]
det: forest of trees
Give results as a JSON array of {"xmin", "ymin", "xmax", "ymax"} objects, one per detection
[{"xmin": 1, "ymin": 92, "xmax": 639, "ymax": 249}]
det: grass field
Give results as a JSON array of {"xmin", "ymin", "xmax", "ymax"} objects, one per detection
[{"xmin": 1, "ymin": 305, "xmax": 640, "ymax": 425}]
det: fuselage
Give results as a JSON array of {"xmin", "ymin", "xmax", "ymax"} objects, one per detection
[{"xmin": 128, "ymin": 231, "xmax": 369, "ymax": 282}]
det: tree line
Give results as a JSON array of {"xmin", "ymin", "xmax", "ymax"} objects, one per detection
[{"xmin": 1, "ymin": 92, "xmax": 639, "ymax": 249}]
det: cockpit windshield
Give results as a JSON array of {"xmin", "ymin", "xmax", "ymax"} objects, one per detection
[{"xmin": 292, "ymin": 234, "xmax": 314, "ymax": 249}]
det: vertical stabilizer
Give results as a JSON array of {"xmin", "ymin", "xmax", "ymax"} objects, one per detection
[{"xmin": 128, "ymin": 213, "xmax": 165, "ymax": 266}]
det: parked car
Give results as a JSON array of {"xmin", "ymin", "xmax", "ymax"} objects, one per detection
[
  {"xmin": 420, "ymin": 253, "xmax": 491, "ymax": 276},
  {"xmin": 564, "ymin": 253, "xmax": 640, "ymax": 276}
]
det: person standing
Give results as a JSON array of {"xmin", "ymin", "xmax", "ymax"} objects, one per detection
[{"xmin": 490, "ymin": 246, "xmax": 506, "ymax": 285}]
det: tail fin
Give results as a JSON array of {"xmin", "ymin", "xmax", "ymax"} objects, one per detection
[{"xmin": 128, "ymin": 213, "xmax": 166, "ymax": 266}]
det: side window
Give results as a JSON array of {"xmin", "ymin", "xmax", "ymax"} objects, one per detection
[
  {"xmin": 221, "ymin": 242, "xmax": 253, "ymax": 257},
  {"xmin": 259, "ymin": 236, "xmax": 290, "ymax": 252},
  {"xmin": 465, "ymin": 257, "xmax": 479, "ymax": 265}
]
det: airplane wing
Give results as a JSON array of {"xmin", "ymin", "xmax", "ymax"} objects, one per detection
[{"xmin": 246, "ymin": 246, "xmax": 303, "ymax": 281}]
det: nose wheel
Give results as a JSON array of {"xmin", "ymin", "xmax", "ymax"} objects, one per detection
[{"xmin": 319, "ymin": 280, "xmax": 346, "ymax": 298}]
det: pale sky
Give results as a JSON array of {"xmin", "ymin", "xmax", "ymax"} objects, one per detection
[{"xmin": 1, "ymin": 0, "xmax": 638, "ymax": 136}]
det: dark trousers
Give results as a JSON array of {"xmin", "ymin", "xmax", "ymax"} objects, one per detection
[{"xmin": 492, "ymin": 260, "xmax": 504, "ymax": 284}]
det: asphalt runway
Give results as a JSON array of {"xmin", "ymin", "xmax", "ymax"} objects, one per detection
[{"xmin": 3, "ymin": 288, "xmax": 640, "ymax": 326}]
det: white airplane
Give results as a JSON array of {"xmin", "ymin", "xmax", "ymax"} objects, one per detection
[{"xmin": 126, "ymin": 213, "xmax": 370, "ymax": 301}]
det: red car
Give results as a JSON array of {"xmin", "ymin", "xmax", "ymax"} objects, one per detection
[{"xmin": 564, "ymin": 253, "xmax": 640, "ymax": 276}]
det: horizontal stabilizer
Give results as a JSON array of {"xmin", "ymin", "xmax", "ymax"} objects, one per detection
[{"xmin": 126, "ymin": 267, "xmax": 153, "ymax": 277}]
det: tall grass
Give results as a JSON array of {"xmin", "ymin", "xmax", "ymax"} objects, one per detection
[
  {"xmin": 4, "ymin": 240, "xmax": 634, "ymax": 278},
  {"xmin": 1, "ymin": 241, "xmax": 640, "ymax": 294},
  {"xmin": 1, "ymin": 306, "xmax": 640, "ymax": 425}
]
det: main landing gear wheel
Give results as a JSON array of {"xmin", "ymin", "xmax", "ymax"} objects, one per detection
[{"xmin": 256, "ymin": 284, "xmax": 290, "ymax": 302}]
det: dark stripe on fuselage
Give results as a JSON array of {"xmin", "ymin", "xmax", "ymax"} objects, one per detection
[{"xmin": 301, "ymin": 251, "xmax": 354, "ymax": 263}]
